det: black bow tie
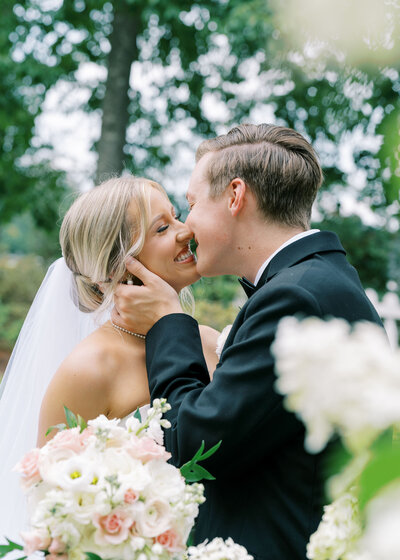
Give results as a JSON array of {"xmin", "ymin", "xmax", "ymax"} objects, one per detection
[{"xmin": 238, "ymin": 276, "xmax": 257, "ymax": 298}]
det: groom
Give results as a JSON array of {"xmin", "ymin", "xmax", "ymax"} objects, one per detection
[{"xmin": 114, "ymin": 124, "xmax": 382, "ymax": 559}]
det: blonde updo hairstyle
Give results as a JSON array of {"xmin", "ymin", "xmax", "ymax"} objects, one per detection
[{"xmin": 60, "ymin": 176, "xmax": 168, "ymax": 314}]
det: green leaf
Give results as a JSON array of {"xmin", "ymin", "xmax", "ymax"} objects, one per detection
[
  {"xmin": 180, "ymin": 463, "xmax": 195, "ymax": 481},
  {"xmin": 180, "ymin": 440, "xmax": 222, "ymax": 482},
  {"xmin": 186, "ymin": 528, "xmax": 195, "ymax": 547},
  {"xmin": 189, "ymin": 464, "xmax": 216, "ymax": 481},
  {"xmin": 133, "ymin": 407, "xmax": 142, "ymax": 422},
  {"xmin": 191, "ymin": 440, "xmax": 205, "ymax": 464},
  {"xmin": 45, "ymin": 423, "xmax": 66, "ymax": 436},
  {"xmin": 358, "ymin": 433, "xmax": 400, "ymax": 511},
  {"xmin": 64, "ymin": 405, "xmax": 78, "ymax": 428},
  {"xmin": 85, "ymin": 553, "xmax": 103, "ymax": 560},
  {"xmin": 77, "ymin": 414, "xmax": 87, "ymax": 432},
  {"xmin": 198, "ymin": 440, "xmax": 222, "ymax": 461},
  {"xmin": 0, "ymin": 538, "xmax": 24, "ymax": 558}
]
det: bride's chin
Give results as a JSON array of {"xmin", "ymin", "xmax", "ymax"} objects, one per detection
[{"xmin": 176, "ymin": 272, "xmax": 201, "ymax": 291}]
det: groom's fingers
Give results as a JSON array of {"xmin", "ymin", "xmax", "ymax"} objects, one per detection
[
  {"xmin": 113, "ymin": 256, "xmax": 183, "ymax": 332},
  {"xmin": 124, "ymin": 256, "xmax": 157, "ymax": 286}
]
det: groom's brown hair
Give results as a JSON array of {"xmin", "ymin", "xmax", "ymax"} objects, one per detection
[{"xmin": 196, "ymin": 123, "xmax": 323, "ymax": 229}]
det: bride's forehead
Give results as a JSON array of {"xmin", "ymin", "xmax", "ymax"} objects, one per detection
[{"xmin": 148, "ymin": 188, "xmax": 172, "ymax": 211}]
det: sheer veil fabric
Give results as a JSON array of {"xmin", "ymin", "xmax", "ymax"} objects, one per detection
[{"xmin": 0, "ymin": 258, "xmax": 102, "ymax": 540}]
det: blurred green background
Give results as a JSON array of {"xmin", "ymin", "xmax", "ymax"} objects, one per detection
[{"xmin": 1, "ymin": 0, "xmax": 399, "ymax": 376}]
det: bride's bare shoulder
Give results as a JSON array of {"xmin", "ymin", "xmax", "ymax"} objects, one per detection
[
  {"xmin": 37, "ymin": 328, "xmax": 124, "ymax": 445},
  {"xmin": 59, "ymin": 328, "xmax": 122, "ymax": 382}
]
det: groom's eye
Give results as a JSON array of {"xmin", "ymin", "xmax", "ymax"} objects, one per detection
[{"xmin": 174, "ymin": 212, "xmax": 182, "ymax": 221}]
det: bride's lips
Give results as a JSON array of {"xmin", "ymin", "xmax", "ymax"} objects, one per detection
[{"xmin": 174, "ymin": 246, "xmax": 196, "ymax": 264}]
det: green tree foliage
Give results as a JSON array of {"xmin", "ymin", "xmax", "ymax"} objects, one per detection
[
  {"xmin": 0, "ymin": 213, "xmax": 62, "ymax": 262},
  {"xmin": 192, "ymin": 275, "xmax": 241, "ymax": 330},
  {"xmin": 2, "ymin": 0, "xmax": 399, "ymax": 345},
  {"xmin": 0, "ymin": 1, "xmax": 70, "ymax": 235},
  {"xmin": 0, "ymin": 255, "xmax": 47, "ymax": 350},
  {"xmin": 3, "ymin": 0, "xmax": 399, "ymax": 219},
  {"xmin": 313, "ymin": 214, "xmax": 400, "ymax": 295}
]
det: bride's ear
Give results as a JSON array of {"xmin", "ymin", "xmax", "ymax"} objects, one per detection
[{"xmin": 228, "ymin": 178, "xmax": 247, "ymax": 217}]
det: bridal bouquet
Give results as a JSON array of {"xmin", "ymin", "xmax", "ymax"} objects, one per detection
[
  {"xmin": 4, "ymin": 399, "xmax": 211, "ymax": 560},
  {"xmin": 273, "ymin": 316, "xmax": 400, "ymax": 560}
]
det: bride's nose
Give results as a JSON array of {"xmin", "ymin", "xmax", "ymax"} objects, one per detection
[{"xmin": 176, "ymin": 223, "xmax": 193, "ymax": 244}]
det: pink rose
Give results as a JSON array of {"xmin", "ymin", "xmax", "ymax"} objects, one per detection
[
  {"xmin": 50, "ymin": 427, "xmax": 84, "ymax": 453},
  {"xmin": 124, "ymin": 488, "xmax": 139, "ymax": 504},
  {"xmin": 48, "ymin": 537, "xmax": 66, "ymax": 555},
  {"xmin": 79, "ymin": 426, "xmax": 94, "ymax": 446},
  {"xmin": 156, "ymin": 528, "xmax": 184, "ymax": 552},
  {"xmin": 47, "ymin": 555, "xmax": 68, "ymax": 560},
  {"xmin": 93, "ymin": 509, "xmax": 134, "ymax": 545},
  {"xmin": 127, "ymin": 436, "xmax": 171, "ymax": 463},
  {"xmin": 21, "ymin": 529, "xmax": 51, "ymax": 555},
  {"xmin": 14, "ymin": 448, "xmax": 41, "ymax": 489}
]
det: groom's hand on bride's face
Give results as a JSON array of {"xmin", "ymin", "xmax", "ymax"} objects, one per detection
[{"xmin": 112, "ymin": 257, "xmax": 183, "ymax": 335}]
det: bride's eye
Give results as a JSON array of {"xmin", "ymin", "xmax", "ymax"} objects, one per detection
[
  {"xmin": 157, "ymin": 224, "xmax": 169, "ymax": 233},
  {"xmin": 174, "ymin": 212, "xmax": 182, "ymax": 221}
]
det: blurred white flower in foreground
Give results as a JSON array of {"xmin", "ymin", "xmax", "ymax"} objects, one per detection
[
  {"xmin": 356, "ymin": 483, "xmax": 400, "ymax": 560},
  {"xmin": 272, "ymin": 317, "xmax": 400, "ymax": 453},
  {"xmin": 188, "ymin": 537, "xmax": 253, "ymax": 560},
  {"xmin": 306, "ymin": 490, "xmax": 362, "ymax": 560}
]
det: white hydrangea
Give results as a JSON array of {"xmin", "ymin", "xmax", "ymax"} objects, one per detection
[
  {"xmin": 272, "ymin": 317, "xmax": 400, "ymax": 453},
  {"xmin": 188, "ymin": 537, "xmax": 253, "ymax": 560},
  {"xmin": 306, "ymin": 491, "xmax": 362, "ymax": 560}
]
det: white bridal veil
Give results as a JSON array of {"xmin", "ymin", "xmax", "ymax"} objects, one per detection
[{"xmin": 0, "ymin": 258, "xmax": 100, "ymax": 541}]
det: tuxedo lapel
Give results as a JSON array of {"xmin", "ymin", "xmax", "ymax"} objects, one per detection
[
  {"xmin": 238, "ymin": 276, "xmax": 257, "ymax": 298},
  {"xmin": 258, "ymin": 231, "xmax": 346, "ymax": 287}
]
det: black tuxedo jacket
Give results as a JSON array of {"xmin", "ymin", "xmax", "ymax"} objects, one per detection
[{"xmin": 145, "ymin": 231, "xmax": 382, "ymax": 560}]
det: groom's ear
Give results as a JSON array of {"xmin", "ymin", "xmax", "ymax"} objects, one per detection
[{"xmin": 228, "ymin": 178, "xmax": 247, "ymax": 217}]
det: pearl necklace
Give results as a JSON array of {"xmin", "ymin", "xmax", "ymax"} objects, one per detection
[{"xmin": 111, "ymin": 321, "xmax": 146, "ymax": 340}]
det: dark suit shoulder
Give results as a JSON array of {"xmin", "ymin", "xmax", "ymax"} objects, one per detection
[{"xmin": 249, "ymin": 249, "xmax": 381, "ymax": 326}]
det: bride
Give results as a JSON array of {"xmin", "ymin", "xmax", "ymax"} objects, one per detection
[{"xmin": 0, "ymin": 175, "xmax": 219, "ymax": 540}]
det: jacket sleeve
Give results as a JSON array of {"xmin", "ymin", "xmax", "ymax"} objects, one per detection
[{"xmin": 145, "ymin": 283, "xmax": 322, "ymax": 474}]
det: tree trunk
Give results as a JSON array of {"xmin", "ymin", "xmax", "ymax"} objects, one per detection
[{"xmin": 96, "ymin": 3, "xmax": 138, "ymax": 183}]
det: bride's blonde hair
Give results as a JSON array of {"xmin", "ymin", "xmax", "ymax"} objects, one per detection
[{"xmin": 60, "ymin": 175, "xmax": 168, "ymax": 314}]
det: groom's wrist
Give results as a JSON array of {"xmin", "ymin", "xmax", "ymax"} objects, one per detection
[{"xmin": 147, "ymin": 313, "xmax": 198, "ymax": 341}]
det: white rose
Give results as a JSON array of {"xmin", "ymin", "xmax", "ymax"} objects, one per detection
[
  {"xmin": 145, "ymin": 460, "xmax": 186, "ymax": 501},
  {"xmin": 135, "ymin": 497, "xmax": 172, "ymax": 537},
  {"xmin": 101, "ymin": 447, "xmax": 138, "ymax": 475}
]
